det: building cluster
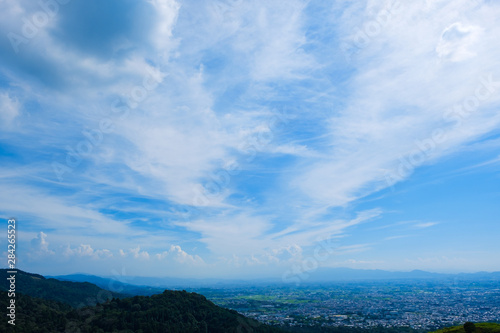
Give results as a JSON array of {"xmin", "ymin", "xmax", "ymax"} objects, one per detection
[{"xmin": 205, "ymin": 281, "xmax": 500, "ymax": 330}]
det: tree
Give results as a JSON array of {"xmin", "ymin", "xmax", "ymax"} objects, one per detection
[{"xmin": 463, "ymin": 321, "xmax": 476, "ymax": 333}]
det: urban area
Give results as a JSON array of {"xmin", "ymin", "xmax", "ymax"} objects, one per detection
[{"xmin": 196, "ymin": 280, "xmax": 500, "ymax": 331}]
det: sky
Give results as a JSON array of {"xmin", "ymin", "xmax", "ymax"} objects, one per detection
[{"xmin": 0, "ymin": 0, "xmax": 499, "ymax": 280}]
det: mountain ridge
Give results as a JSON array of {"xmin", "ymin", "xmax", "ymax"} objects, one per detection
[
  {"xmin": 0, "ymin": 268, "xmax": 125, "ymax": 308},
  {"xmin": 50, "ymin": 267, "xmax": 500, "ymax": 289},
  {"xmin": 0, "ymin": 268, "xmax": 284, "ymax": 332}
]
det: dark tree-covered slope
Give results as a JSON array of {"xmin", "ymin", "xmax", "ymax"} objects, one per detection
[
  {"xmin": 0, "ymin": 289, "xmax": 283, "ymax": 333},
  {"xmin": 0, "ymin": 269, "xmax": 123, "ymax": 308},
  {"xmin": 0, "ymin": 290, "xmax": 71, "ymax": 333},
  {"xmin": 69, "ymin": 290, "xmax": 283, "ymax": 333},
  {"xmin": 0, "ymin": 269, "xmax": 284, "ymax": 332}
]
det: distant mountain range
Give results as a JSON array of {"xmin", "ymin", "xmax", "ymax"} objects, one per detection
[
  {"xmin": 49, "ymin": 273, "xmax": 165, "ymax": 296},
  {"xmin": 49, "ymin": 267, "xmax": 500, "ymax": 290},
  {"xmin": 304, "ymin": 267, "xmax": 500, "ymax": 282}
]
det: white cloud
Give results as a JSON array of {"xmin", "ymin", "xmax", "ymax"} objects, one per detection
[
  {"xmin": 156, "ymin": 245, "xmax": 205, "ymax": 265},
  {"xmin": 177, "ymin": 214, "xmax": 273, "ymax": 256},
  {"xmin": 148, "ymin": 0, "xmax": 180, "ymax": 53},
  {"xmin": 1, "ymin": 0, "xmax": 500, "ymax": 276},
  {"xmin": 0, "ymin": 92, "xmax": 20, "ymax": 128},
  {"xmin": 245, "ymin": 0, "xmax": 314, "ymax": 81},
  {"xmin": 384, "ymin": 235, "xmax": 410, "ymax": 241},
  {"xmin": 179, "ymin": 209, "xmax": 380, "ymax": 262},
  {"xmin": 0, "ymin": 185, "xmax": 134, "ymax": 236},
  {"xmin": 118, "ymin": 101, "xmax": 233, "ymax": 206},
  {"xmin": 30, "ymin": 231, "xmax": 54, "ymax": 255},
  {"xmin": 436, "ymin": 22, "xmax": 482, "ymax": 62},
  {"xmin": 257, "ymin": 244, "xmax": 303, "ymax": 265},
  {"xmin": 63, "ymin": 244, "xmax": 113, "ymax": 259},
  {"xmin": 128, "ymin": 246, "xmax": 150, "ymax": 260},
  {"xmin": 414, "ymin": 222, "xmax": 439, "ymax": 229},
  {"xmin": 332, "ymin": 243, "xmax": 373, "ymax": 256},
  {"xmin": 293, "ymin": 0, "xmax": 500, "ymax": 208}
]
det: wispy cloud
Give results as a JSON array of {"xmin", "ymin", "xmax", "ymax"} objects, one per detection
[
  {"xmin": 414, "ymin": 222, "xmax": 439, "ymax": 229},
  {"xmin": 0, "ymin": 92, "xmax": 20, "ymax": 128},
  {"xmin": 1, "ymin": 0, "xmax": 499, "ymax": 277},
  {"xmin": 383, "ymin": 235, "xmax": 410, "ymax": 241}
]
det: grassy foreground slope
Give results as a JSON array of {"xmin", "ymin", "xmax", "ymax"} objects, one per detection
[{"xmin": 430, "ymin": 323, "xmax": 500, "ymax": 333}]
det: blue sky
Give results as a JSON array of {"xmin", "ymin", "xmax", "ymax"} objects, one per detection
[{"xmin": 0, "ymin": 0, "xmax": 499, "ymax": 279}]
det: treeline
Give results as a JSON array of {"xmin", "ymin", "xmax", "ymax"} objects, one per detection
[
  {"xmin": 0, "ymin": 291, "xmax": 70, "ymax": 333},
  {"xmin": 0, "ymin": 269, "xmax": 283, "ymax": 332},
  {"xmin": 0, "ymin": 269, "xmax": 123, "ymax": 308},
  {"xmin": 66, "ymin": 290, "xmax": 282, "ymax": 333},
  {"xmin": 0, "ymin": 289, "xmax": 283, "ymax": 333}
]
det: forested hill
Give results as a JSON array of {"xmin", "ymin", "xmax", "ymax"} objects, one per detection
[
  {"xmin": 1, "ymin": 291, "xmax": 71, "ymax": 332},
  {"xmin": 0, "ymin": 289, "xmax": 283, "ymax": 333},
  {"xmin": 0, "ymin": 269, "xmax": 283, "ymax": 332},
  {"xmin": 0, "ymin": 268, "xmax": 124, "ymax": 308}
]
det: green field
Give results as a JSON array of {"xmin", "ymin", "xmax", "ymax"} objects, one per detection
[
  {"xmin": 430, "ymin": 323, "xmax": 500, "ymax": 333},
  {"xmin": 235, "ymin": 294, "xmax": 319, "ymax": 304}
]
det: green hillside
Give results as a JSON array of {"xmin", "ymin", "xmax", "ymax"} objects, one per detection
[
  {"xmin": 0, "ymin": 269, "xmax": 284, "ymax": 332},
  {"xmin": 0, "ymin": 289, "xmax": 283, "ymax": 333},
  {"xmin": 0, "ymin": 291, "xmax": 71, "ymax": 333},
  {"xmin": 0, "ymin": 269, "xmax": 124, "ymax": 308},
  {"xmin": 430, "ymin": 323, "xmax": 500, "ymax": 333},
  {"xmin": 73, "ymin": 290, "xmax": 283, "ymax": 333}
]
